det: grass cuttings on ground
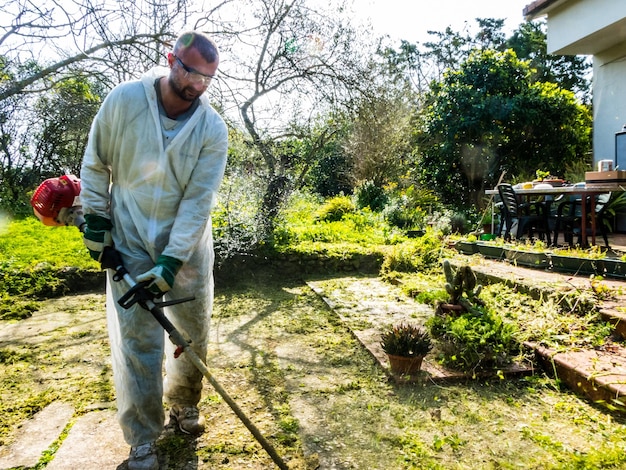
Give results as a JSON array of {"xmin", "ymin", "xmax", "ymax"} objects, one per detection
[
  {"xmin": 0, "ymin": 294, "xmax": 113, "ymax": 449},
  {"xmin": 480, "ymin": 283, "xmax": 612, "ymax": 351},
  {"xmin": 209, "ymin": 272, "xmax": 626, "ymax": 469},
  {"xmin": 392, "ymin": 269, "xmax": 612, "ymax": 354},
  {"xmin": 4, "ymin": 208, "xmax": 626, "ymax": 468},
  {"xmin": 3, "ymin": 259, "xmax": 626, "ymax": 468}
]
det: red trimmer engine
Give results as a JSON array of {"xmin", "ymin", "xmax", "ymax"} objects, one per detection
[{"xmin": 30, "ymin": 174, "xmax": 85, "ymax": 229}]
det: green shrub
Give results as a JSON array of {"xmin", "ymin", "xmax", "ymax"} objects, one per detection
[
  {"xmin": 309, "ymin": 153, "xmax": 353, "ymax": 197},
  {"xmin": 315, "ymin": 195, "xmax": 356, "ymax": 222},
  {"xmin": 383, "ymin": 196, "xmax": 427, "ymax": 230},
  {"xmin": 380, "ymin": 229, "xmax": 442, "ymax": 274},
  {"xmin": 449, "ymin": 212, "xmax": 467, "ymax": 234},
  {"xmin": 354, "ymin": 180, "xmax": 388, "ymax": 212},
  {"xmin": 426, "ymin": 306, "xmax": 519, "ymax": 372}
]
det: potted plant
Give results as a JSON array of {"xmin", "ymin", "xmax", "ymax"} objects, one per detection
[
  {"xmin": 504, "ymin": 239, "xmax": 550, "ymax": 268},
  {"xmin": 550, "ymin": 246, "xmax": 604, "ymax": 276},
  {"xmin": 455, "ymin": 233, "xmax": 479, "ymax": 255},
  {"xmin": 480, "ymin": 211, "xmax": 495, "ymax": 237},
  {"xmin": 380, "ymin": 323, "xmax": 433, "ymax": 375},
  {"xmin": 534, "ymin": 169, "xmax": 565, "ymax": 186}
]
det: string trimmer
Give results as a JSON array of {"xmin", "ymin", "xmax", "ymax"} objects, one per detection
[{"xmin": 30, "ymin": 175, "xmax": 289, "ymax": 470}]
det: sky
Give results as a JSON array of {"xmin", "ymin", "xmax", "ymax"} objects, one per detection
[{"xmin": 354, "ymin": 0, "xmax": 534, "ymax": 43}]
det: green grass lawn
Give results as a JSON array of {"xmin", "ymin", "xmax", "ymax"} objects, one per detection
[{"xmin": 0, "ymin": 216, "xmax": 97, "ymax": 271}]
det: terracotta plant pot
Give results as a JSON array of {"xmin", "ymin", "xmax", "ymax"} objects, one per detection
[{"xmin": 387, "ymin": 354, "xmax": 424, "ymax": 375}]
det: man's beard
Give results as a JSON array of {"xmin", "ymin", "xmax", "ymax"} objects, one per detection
[{"xmin": 168, "ymin": 75, "xmax": 200, "ymax": 102}]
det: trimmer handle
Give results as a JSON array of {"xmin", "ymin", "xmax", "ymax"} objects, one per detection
[
  {"xmin": 100, "ymin": 247, "xmax": 195, "ymax": 336},
  {"xmin": 100, "ymin": 246, "xmax": 129, "ymax": 282}
]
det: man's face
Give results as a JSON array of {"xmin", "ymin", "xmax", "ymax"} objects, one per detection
[{"xmin": 167, "ymin": 49, "xmax": 218, "ymax": 102}]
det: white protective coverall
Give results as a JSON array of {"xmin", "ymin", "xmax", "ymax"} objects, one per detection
[{"xmin": 80, "ymin": 66, "xmax": 228, "ymax": 446}]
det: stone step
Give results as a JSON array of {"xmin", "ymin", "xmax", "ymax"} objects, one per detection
[
  {"xmin": 0, "ymin": 403, "xmax": 127, "ymax": 470},
  {"xmin": 0, "ymin": 401, "xmax": 74, "ymax": 470},
  {"xmin": 528, "ymin": 341, "xmax": 626, "ymax": 409},
  {"xmin": 46, "ymin": 409, "xmax": 127, "ymax": 469},
  {"xmin": 454, "ymin": 257, "xmax": 626, "ymax": 407}
]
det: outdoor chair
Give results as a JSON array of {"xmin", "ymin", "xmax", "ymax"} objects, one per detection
[
  {"xmin": 497, "ymin": 183, "xmax": 552, "ymax": 244},
  {"xmin": 552, "ymin": 193, "xmax": 611, "ymax": 248}
]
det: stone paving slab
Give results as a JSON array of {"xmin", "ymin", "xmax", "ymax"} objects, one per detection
[
  {"xmin": 46, "ymin": 409, "xmax": 128, "ymax": 470},
  {"xmin": 0, "ymin": 401, "xmax": 74, "ymax": 470}
]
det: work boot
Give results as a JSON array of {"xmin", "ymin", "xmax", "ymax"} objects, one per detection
[
  {"xmin": 169, "ymin": 404, "xmax": 205, "ymax": 435},
  {"xmin": 128, "ymin": 441, "xmax": 158, "ymax": 470}
]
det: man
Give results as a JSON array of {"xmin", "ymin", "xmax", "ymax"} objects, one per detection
[{"xmin": 80, "ymin": 31, "xmax": 228, "ymax": 470}]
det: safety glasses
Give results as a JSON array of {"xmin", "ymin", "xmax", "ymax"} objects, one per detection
[{"xmin": 174, "ymin": 56, "xmax": 216, "ymax": 86}]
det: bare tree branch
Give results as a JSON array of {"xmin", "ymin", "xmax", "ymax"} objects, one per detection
[{"xmin": 0, "ymin": 34, "xmax": 163, "ymax": 101}]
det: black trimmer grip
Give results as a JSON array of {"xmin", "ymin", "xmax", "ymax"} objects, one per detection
[
  {"xmin": 100, "ymin": 247, "xmax": 128, "ymax": 281},
  {"xmin": 118, "ymin": 281, "xmax": 153, "ymax": 309}
]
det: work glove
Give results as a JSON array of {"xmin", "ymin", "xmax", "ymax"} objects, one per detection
[
  {"xmin": 136, "ymin": 255, "xmax": 183, "ymax": 297},
  {"xmin": 83, "ymin": 214, "xmax": 113, "ymax": 262}
]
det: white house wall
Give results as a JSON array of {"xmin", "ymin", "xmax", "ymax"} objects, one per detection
[
  {"xmin": 593, "ymin": 43, "xmax": 626, "ymax": 164},
  {"xmin": 545, "ymin": 0, "xmax": 626, "ymax": 55},
  {"xmin": 538, "ymin": 0, "xmax": 626, "ymax": 164}
]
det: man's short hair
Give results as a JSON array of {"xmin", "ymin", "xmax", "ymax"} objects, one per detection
[{"xmin": 174, "ymin": 31, "xmax": 219, "ymax": 64}]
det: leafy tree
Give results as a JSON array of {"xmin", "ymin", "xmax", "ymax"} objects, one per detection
[
  {"xmin": 33, "ymin": 75, "xmax": 103, "ymax": 177},
  {"xmin": 506, "ymin": 20, "xmax": 591, "ymax": 103},
  {"xmin": 0, "ymin": 60, "xmax": 104, "ymax": 213},
  {"xmin": 308, "ymin": 151, "xmax": 352, "ymax": 197},
  {"xmin": 380, "ymin": 18, "xmax": 590, "ymax": 100},
  {"xmin": 213, "ymin": 0, "xmax": 375, "ymax": 238},
  {"xmin": 343, "ymin": 88, "xmax": 416, "ymax": 189},
  {"xmin": 302, "ymin": 119, "xmax": 352, "ymax": 197},
  {"xmin": 0, "ymin": 0, "xmax": 213, "ymax": 101},
  {"xmin": 0, "ymin": 0, "xmax": 207, "ymax": 214},
  {"xmin": 417, "ymin": 49, "xmax": 591, "ymax": 210},
  {"xmin": 0, "ymin": 57, "xmax": 41, "ymax": 213}
]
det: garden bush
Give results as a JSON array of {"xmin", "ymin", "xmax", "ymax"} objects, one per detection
[
  {"xmin": 426, "ymin": 306, "xmax": 519, "ymax": 372},
  {"xmin": 354, "ymin": 180, "xmax": 388, "ymax": 212},
  {"xmin": 383, "ymin": 195, "xmax": 426, "ymax": 230},
  {"xmin": 315, "ymin": 195, "xmax": 356, "ymax": 222},
  {"xmin": 380, "ymin": 229, "xmax": 442, "ymax": 274}
]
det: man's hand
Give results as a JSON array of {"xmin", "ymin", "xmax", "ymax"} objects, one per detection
[
  {"xmin": 83, "ymin": 214, "xmax": 113, "ymax": 262},
  {"xmin": 136, "ymin": 255, "xmax": 183, "ymax": 297}
]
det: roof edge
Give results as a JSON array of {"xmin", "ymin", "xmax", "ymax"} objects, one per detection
[{"xmin": 523, "ymin": 0, "xmax": 563, "ymax": 19}]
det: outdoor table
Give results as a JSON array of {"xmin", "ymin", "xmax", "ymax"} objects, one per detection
[{"xmin": 485, "ymin": 184, "xmax": 626, "ymax": 247}]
